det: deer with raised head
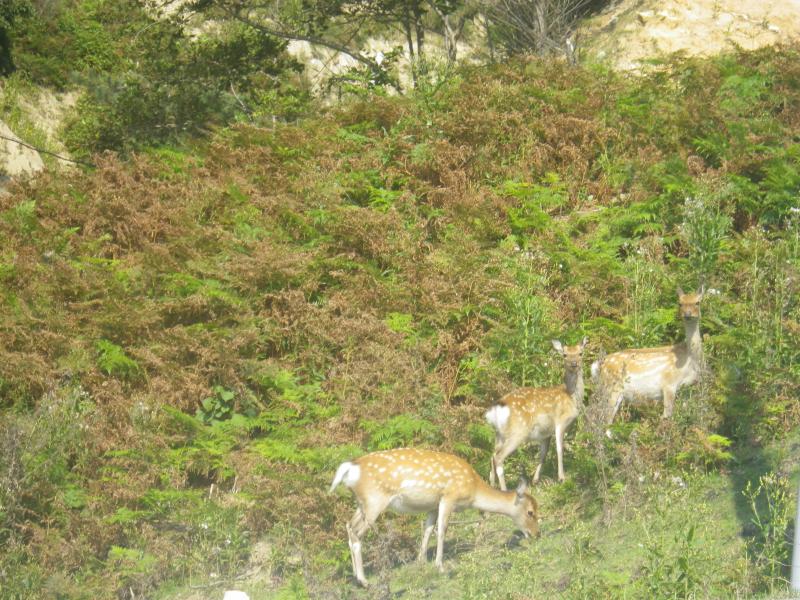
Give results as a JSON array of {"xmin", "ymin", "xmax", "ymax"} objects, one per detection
[
  {"xmin": 591, "ymin": 287, "xmax": 705, "ymax": 431},
  {"xmin": 485, "ymin": 337, "xmax": 587, "ymax": 489},
  {"xmin": 329, "ymin": 447, "xmax": 539, "ymax": 586}
]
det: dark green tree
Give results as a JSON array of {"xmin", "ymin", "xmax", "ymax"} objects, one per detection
[
  {"xmin": 0, "ymin": 0, "xmax": 32, "ymax": 75},
  {"xmin": 62, "ymin": 0, "xmax": 302, "ymax": 154}
]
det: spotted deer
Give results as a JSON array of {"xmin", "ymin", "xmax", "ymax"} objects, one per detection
[
  {"xmin": 329, "ymin": 448, "xmax": 539, "ymax": 586},
  {"xmin": 485, "ymin": 338, "xmax": 587, "ymax": 488},
  {"xmin": 591, "ymin": 287, "xmax": 705, "ymax": 431}
]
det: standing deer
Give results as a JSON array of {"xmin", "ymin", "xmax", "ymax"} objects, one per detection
[
  {"xmin": 329, "ymin": 447, "xmax": 539, "ymax": 586},
  {"xmin": 485, "ymin": 338, "xmax": 587, "ymax": 489},
  {"xmin": 591, "ymin": 287, "xmax": 705, "ymax": 430}
]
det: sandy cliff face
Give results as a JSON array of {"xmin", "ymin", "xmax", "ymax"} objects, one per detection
[
  {"xmin": 0, "ymin": 120, "xmax": 44, "ymax": 180},
  {"xmin": 581, "ymin": 0, "xmax": 800, "ymax": 70},
  {"xmin": 0, "ymin": 86, "xmax": 76, "ymax": 183}
]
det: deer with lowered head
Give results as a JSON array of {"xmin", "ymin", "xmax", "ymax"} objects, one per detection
[
  {"xmin": 591, "ymin": 287, "xmax": 705, "ymax": 431},
  {"xmin": 329, "ymin": 447, "xmax": 539, "ymax": 586},
  {"xmin": 485, "ymin": 337, "xmax": 587, "ymax": 489}
]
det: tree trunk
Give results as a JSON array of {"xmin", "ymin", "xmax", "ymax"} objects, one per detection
[
  {"xmin": 413, "ymin": 2, "xmax": 425, "ymax": 60},
  {"xmin": 0, "ymin": 28, "xmax": 15, "ymax": 77},
  {"xmin": 403, "ymin": 4, "xmax": 418, "ymax": 88},
  {"xmin": 535, "ymin": 2, "xmax": 547, "ymax": 52},
  {"xmin": 427, "ymin": 1, "xmax": 465, "ymax": 65}
]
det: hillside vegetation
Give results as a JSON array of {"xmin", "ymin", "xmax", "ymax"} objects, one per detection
[{"xmin": 1, "ymin": 38, "xmax": 800, "ymax": 599}]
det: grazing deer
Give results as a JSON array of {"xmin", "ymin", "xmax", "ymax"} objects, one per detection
[
  {"xmin": 485, "ymin": 338, "xmax": 587, "ymax": 488},
  {"xmin": 591, "ymin": 287, "xmax": 705, "ymax": 431},
  {"xmin": 329, "ymin": 447, "xmax": 539, "ymax": 586}
]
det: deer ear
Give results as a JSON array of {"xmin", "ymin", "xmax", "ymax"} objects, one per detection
[
  {"xmin": 697, "ymin": 283, "xmax": 705, "ymax": 299},
  {"xmin": 515, "ymin": 478, "xmax": 528, "ymax": 504},
  {"xmin": 677, "ymin": 286, "xmax": 685, "ymax": 297},
  {"xmin": 580, "ymin": 336, "xmax": 588, "ymax": 350},
  {"xmin": 551, "ymin": 340, "xmax": 564, "ymax": 354}
]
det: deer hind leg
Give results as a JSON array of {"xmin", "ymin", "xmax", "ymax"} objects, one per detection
[
  {"xmin": 434, "ymin": 499, "xmax": 455, "ymax": 572},
  {"xmin": 489, "ymin": 448, "xmax": 498, "ymax": 487},
  {"xmin": 417, "ymin": 511, "xmax": 437, "ymax": 563},
  {"xmin": 489, "ymin": 435, "xmax": 506, "ymax": 487},
  {"xmin": 532, "ymin": 437, "xmax": 550, "ymax": 483},
  {"xmin": 491, "ymin": 441, "xmax": 519, "ymax": 491},
  {"xmin": 662, "ymin": 387, "xmax": 675, "ymax": 419}
]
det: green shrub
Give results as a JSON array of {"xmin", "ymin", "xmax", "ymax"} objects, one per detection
[
  {"xmin": 640, "ymin": 523, "xmax": 704, "ymax": 599},
  {"xmin": 58, "ymin": 2, "xmax": 300, "ymax": 154},
  {"xmin": 502, "ymin": 172, "xmax": 568, "ymax": 241},
  {"xmin": 681, "ymin": 194, "xmax": 731, "ymax": 280},
  {"xmin": 95, "ymin": 339, "xmax": 140, "ymax": 380},
  {"xmin": 0, "ymin": 386, "xmax": 94, "ymax": 544},
  {"xmin": 675, "ymin": 430, "xmax": 733, "ymax": 472},
  {"xmin": 2, "ymin": 200, "xmax": 37, "ymax": 235},
  {"xmin": 361, "ymin": 414, "xmax": 441, "ymax": 450},
  {"xmin": 742, "ymin": 473, "xmax": 792, "ymax": 593},
  {"xmin": 196, "ymin": 386, "xmax": 236, "ymax": 424}
]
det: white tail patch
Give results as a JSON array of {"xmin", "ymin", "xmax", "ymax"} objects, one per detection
[
  {"xmin": 590, "ymin": 360, "xmax": 600, "ymax": 382},
  {"xmin": 329, "ymin": 461, "xmax": 361, "ymax": 493},
  {"xmin": 485, "ymin": 405, "xmax": 510, "ymax": 431}
]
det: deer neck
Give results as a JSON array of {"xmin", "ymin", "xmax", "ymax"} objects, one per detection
[
  {"xmin": 684, "ymin": 317, "xmax": 703, "ymax": 364},
  {"xmin": 564, "ymin": 368, "xmax": 584, "ymax": 407},
  {"xmin": 471, "ymin": 479, "xmax": 519, "ymax": 516}
]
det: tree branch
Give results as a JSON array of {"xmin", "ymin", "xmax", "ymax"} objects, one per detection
[{"xmin": 219, "ymin": 4, "xmax": 384, "ymax": 72}]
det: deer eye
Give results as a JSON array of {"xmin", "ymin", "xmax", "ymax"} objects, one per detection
[{"xmin": 527, "ymin": 510, "xmax": 535, "ymax": 516}]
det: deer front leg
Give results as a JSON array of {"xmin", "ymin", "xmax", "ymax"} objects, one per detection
[
  {"xmin": 347, "ymin": 497, "xmax": 390, "ymax": 587},
  {"xmin": 491, "ymin": 440, "xmax": 519, "ymax": 491},
  {"xmin": 434, "ymin": 499, "xmax": 454, "ymax": 572},
  {"xmin": 555, "ymin": 425, "xmax": 566, "ymax": 482},
  {"xmin": 347, "ymin": 509, "xmax": 369, "ymax": 586},
  {"xmin": 606, "ymin": 392, "xmax": 624, "ymax": 438},
  {"xmin": 492, "ymin": 452, "xmax": 509, "ymax": 491},
  {"xmin": 533, "ymin": 437, "xmax": 550, "ymax": 483},
  {"xmin": 418, "ymin": 511, "xmax": 437, "ymax": 563}
]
